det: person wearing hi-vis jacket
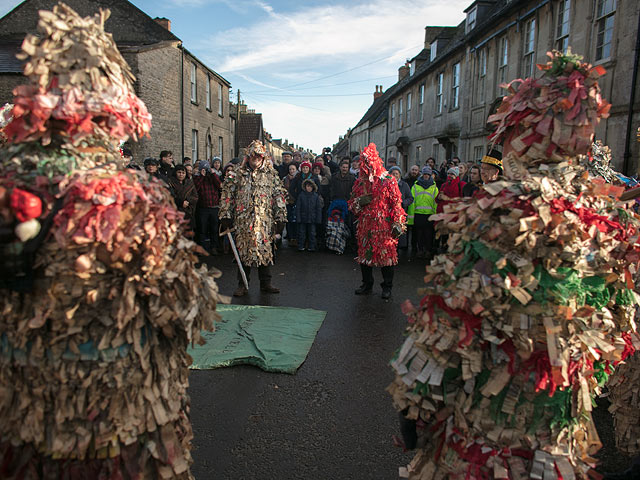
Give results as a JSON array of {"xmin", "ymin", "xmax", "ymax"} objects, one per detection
[{"xmin": 407, "ymin": 165, "xmax": 438, "ymax": 260}]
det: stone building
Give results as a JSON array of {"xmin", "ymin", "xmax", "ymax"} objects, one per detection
[
  {"xmin": 0, "ymin": 0, "xmax": 233, "ymax": 165},
  {"xmin": 352, "ymin": 0, "xmax": 639, "ymax": 173}
]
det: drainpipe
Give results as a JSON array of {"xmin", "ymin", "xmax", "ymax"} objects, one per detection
[
  {"xmin": 623, "ymin": 11, "xmax": 640, "ymax": 176},
  {"xmin": 179, "ymin": 43, "xmax": 185, "ymax": 160}
]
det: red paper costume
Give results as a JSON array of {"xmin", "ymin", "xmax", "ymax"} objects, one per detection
[{"xmin": 348, "ymin": 143, "xmax": 406, "ymax": 267}]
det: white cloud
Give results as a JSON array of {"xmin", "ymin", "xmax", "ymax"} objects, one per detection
[
  {"xmin": 234, "ymin": 73, "xmax": 282, "ymax": 90},
  {"xmin": 246, "ymin": 96, "xmax": 361, "ymax": 152},
  {"xmin": 207, "ymin": 0, "xmax": 468, "ymax": 73}
]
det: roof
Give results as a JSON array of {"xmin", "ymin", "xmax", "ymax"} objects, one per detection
[
  {"xmin": 0, "ymin": 0, "xmax": 231, "ymax": 87},
  {"xmin": 0, "ymin": 0, "xmax": 180, "ymax": 45},
  {"xmin": 183, "ymin": 47, "xmax": 231, "ymax": 87},
  {"xmin": 0, "ymin": 44, "xmax": 22, "ymax": 73},
  {"xmin": 238, "ymin": 113, "xmax": 263, "ymax": 150}
]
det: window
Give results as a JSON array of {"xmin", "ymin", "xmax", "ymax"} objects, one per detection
[
  {"xmin": 436, "ymin": 72, "xmax": 443, "ymax": 114},
  {"xmin": 415, "ymin": 145, "xmax": 421, "ymax": 164},
  {"xmin": 595, "ymin": 0, "xmax": 615, "ymax": 61},
  {"xmin": 218, "ymin": 83, "xmax": 223, "ymax": 116},
  {"xmin": 476, "ymin": 49, "xmax": 487, "ymax": 104},
  {"xmin": 206, "ymin": 76, "xmax": 211, "ymax": 110},
  {"xmin": 190, "ymin": 63, "xmax": 197, "ymax": 103},
  {"xmin": 430, "ymin": 41, "xmax": 438, "ymax": 62},
  {"xmin": 466, "ymin": 7, "xmax": 477, "ymax": 33},
  {"xmin": 418, "ymin": 84, "xmax": 425, "ymax": 122},
  {"xmin": 556, "ymin": 0, "xmax": 571, "ymax": 52},
  {"xmin": 523, "ymin": 18, "xmax": 536, "ymax": 78},
  {"xmin": 192, "ymin": 129, "xmax": 198, "ymax": 160},
  {"xmin": 390, "ymin": 103, "xmax": 395, "ymax": 131},
  {"xmin": 432, "ymin": 143, "xmax": 439, "ymax": 162},
  {"xmin": 406, "ymin": 92, "xmax": 412, "ymax": 125},
  {"xmin": 451, "ymin": 62, "xmax": 460, "ymax": 109},
  {"xmin": 206, "ymin": 134, "xmax": 212, "ymax": 160},
  {"xmin": 474, "ymin": 145, "xmax": 483, "ymax": 162},
  {"xmin": 398, "ymin": 98, "xmax": 403, "ymax": 128},
  {"xmin": 499, "ymin": 37, "xmax": 509, "ymax": 84},
  {"xmin": 218, "ymin": 136, "xmax": 223, "ymax": 159},
  {"xmin": 409, "ymin": 61, "xmax": 415, "ymax": 76}
]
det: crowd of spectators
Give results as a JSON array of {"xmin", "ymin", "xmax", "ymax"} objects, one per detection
[{"xmin": 122, "ymin": 145, "xmax": 498, "ymax": 262}]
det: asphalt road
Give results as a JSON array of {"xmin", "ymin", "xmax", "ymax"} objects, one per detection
[{"xmin": 188, "ymin": 242, "xmax": 629, "ymax": 479}]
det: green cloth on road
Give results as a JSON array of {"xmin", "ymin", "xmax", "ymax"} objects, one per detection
[{"xmin": 188, "ymin": 304, "xmax": 326, "ymax": 374}]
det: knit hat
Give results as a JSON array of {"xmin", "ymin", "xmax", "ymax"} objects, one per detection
[
  {"xmin": 447, "ymin": 166, "xmax": 460, "ymax": 177},
  {"xmin": 389, "ymin": 166, "xmax": 402, "ymax": 175},
  {"xmin": 312, "ymin": 161, "xmax": 324, "ymax": 171},
  {"xmin": 143, "ymin": 157, "xmax": 158, "ymax": 166},
  {"xmin": 421, "ymin": 166, "xmax": 433, "ymax": 176},
  {"xmin": 197, "ymin": 160, "xmax": 210, "ymax": 172},
  {"xmin": 300, "ymin": 161, "xmax": 312, "ymax": 170}
]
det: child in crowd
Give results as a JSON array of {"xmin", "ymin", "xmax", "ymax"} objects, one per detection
[
  {"xmin": 296, "ymin": 179, "xmax": 323, "ymax": 252},
  {"xmin": 325, "ymin": 199, "xmax": 350, "ymax": 255}
]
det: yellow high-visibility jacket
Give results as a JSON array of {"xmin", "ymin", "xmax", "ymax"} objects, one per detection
[{"xmin": 407, "ymin": 182, "xmax": 438, "ymax": 226}]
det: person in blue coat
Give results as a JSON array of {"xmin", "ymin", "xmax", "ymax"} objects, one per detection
[{"xmin": 296, "ymin": 179, "xmax": 324, "ymax": 251}]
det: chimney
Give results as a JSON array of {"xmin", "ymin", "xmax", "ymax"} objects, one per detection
[
  {"xmin": 154, "ymin": 17, "xmax": 171, "ymax": 31},
  {"xmin": 398, "ymin": 63, "xmax": 410, "ymax": 81},
  {"xmin": 373, "ymin": 85, "xmax": 384, "ymax": 100}
]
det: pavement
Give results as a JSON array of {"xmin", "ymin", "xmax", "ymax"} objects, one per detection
[{"xmin": 189, "ymin": 242, "xmax": 628, "ymax": 479}]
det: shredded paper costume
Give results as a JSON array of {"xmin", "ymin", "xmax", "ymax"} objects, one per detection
[
  {"xmin": 0, "ymin": 4, "xmax": 224, "ymax": 478},
  {"xmin": 348, "ymin": 143, "xmax": 406, "ymax": 267},
  {"xmin": 388, "ymin": 51, "xmax": 640, "ymax": 479}
]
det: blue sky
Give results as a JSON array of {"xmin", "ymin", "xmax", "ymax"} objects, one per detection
[{"xmin": 0, "ymin": 0, "xmax": 468, "ymax": 152}]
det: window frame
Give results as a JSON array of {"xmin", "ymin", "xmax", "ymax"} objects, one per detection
[
  {"xmin": 473, "ymin": 145, "xmax": 483, "ymax": 162},
  {"xmin": 432, "ymin": 143, "xmax": 439, "ymax": 163},
  {"xmin": 390, "ymin": 103, "xmax": 395, "ymax": 131},
  {"xmin": 418, "ymin": 84, "xmax": 425, "ymax": 122},
  {"xmin": 555, "ymin": 0, "xmax": 571, "ymax": 52},
  {"xmin": 498, "ymin": 36, "xmax": 509, "ymax": 84},
  {"xmin": 190, "ymin": 63, "xmax": 197, "ymax": 104},
  {"xmin": 192, "ymin": 129, "xmax": 199, "ymax": 160},
  {"xmin": 398, "ymin": 98, "xmax": 403, "ymax": 129},
  {"xmin": 466, "ymin": 7, "xmax": 477, "ymax": 33},
  {"xmin": 430, "ymin": 41, "xmax": 438, "ymax": 62},
  {"xmin": 451, "ymin": 62, "xmax": 460, "ymax": 110},
  {"xmin": 522, "ymin": 17, "xmax": 536, "ymax": 78},
  {"xmin": 476, "ymin": 49, "xmax": 487, "ymax": 105},
  {"xmin": 595, "ymin": 0, "xmax": 616, "ymax": 61},
  {"xmin": 206, "ymin": 75, "xmax": 211, "ymax": 110},
  {"xmin": 218, "ymin": 83, "xmax": 224, "ymax": 116},
  {"xmin": 435, "ymin": 72, "xmax": 443, "ymax": 115},
  {"xmin": 406, "ymin": 92, "xmax": 412, "ymax": 125},
  {"xmin": 218, "ymin": 136, "xmax": 223, "ymax": 159}
]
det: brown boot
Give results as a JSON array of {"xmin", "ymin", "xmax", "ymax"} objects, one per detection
[
  {"xmin": 260, "ymin": 284, "xmax": 280, "ymax": 294},
  {"xmin": 233, "ymin": 285, "xmax": 248, "ymax": 297}
]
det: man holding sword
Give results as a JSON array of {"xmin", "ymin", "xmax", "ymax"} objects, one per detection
[{"xmin": 219, "ymin": 140, "xmax": 287, "ymax": 297}]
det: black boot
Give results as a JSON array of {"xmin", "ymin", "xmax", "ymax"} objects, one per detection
[
  {"xmin": 381, "ymin": 266, "xmax": 394, "ymax": 300},
  {"xmin": 355, "ymin": 284, "xmax": 372, "ymax": 295}
]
